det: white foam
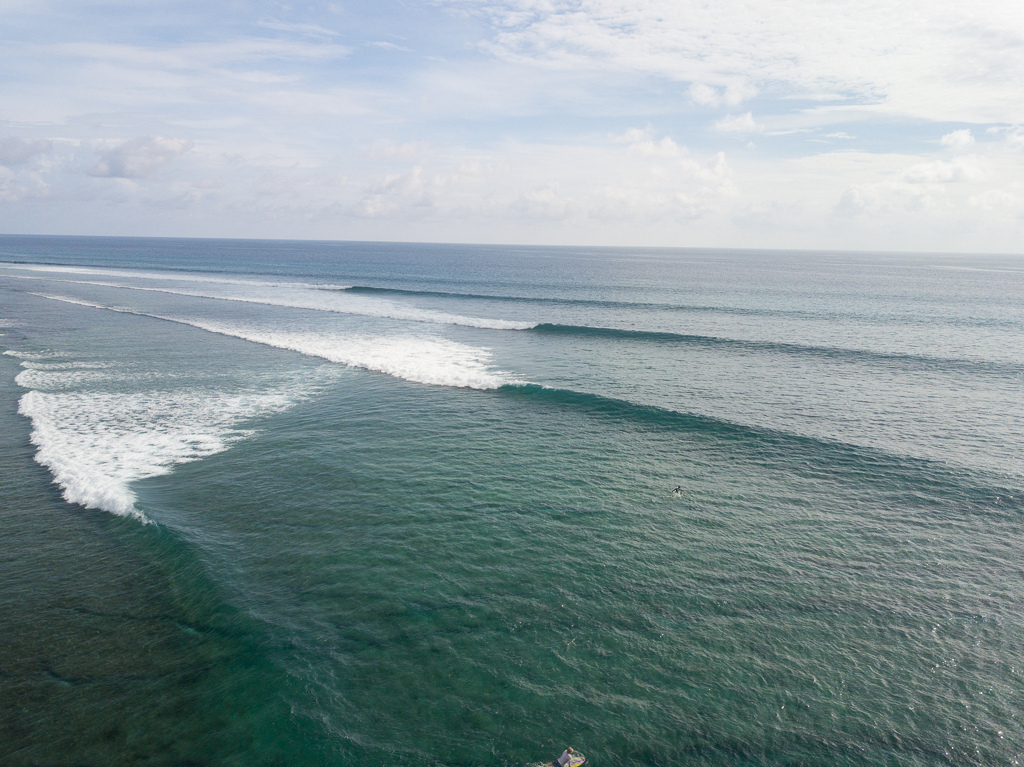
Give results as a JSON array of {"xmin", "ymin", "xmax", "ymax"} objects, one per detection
[
  {"xmin": 97, "ymin": 281, "xmax": 536, "ymax": 330},
  {"xmin": 29, "ymin": 292, "xmax": 517, "ymax": 390},
  {"xmin": 23, "ymin": 293, "xmax": 116, "ymax": 313},
  {"xmin": 18, "ymin": 387, "xmax": 297, "ymax": 521},
  {"xmin": 14, "ymin": 362, "xmax": 146, "ymax": 391},
  {"xmin": 184, "ymin": 321, "xmax": 513, "ymax": 390},
  {"xmin": 19, "ymin": 360, "xmax": 112, "ymax": 369},
  {"xmin": 16, "ymin": 367, "xmax": 105, "ymax": 391},
  {"xmin": 0, "ymin": 261, "xmax": 343, "ymax": 290},
  {"xmin": 4, "ymin": 267, "xmax": 534, "ymax": 330},
  {"xmin": 4, "ymin": 348, "xmax": 67, "ymax": 360}
]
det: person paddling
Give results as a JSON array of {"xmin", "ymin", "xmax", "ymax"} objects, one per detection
[{"xmin": 555, "ymin": 747, "xmax": 575, "ymax": 766}]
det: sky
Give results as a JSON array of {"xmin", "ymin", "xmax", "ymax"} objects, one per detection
[{"xmin": 1, "ymin": 0, "xmax": 1023, "ymax": 252}]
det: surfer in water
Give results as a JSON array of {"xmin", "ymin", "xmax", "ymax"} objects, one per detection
[
  {"xmin": 554, "ymin": 747, "xmax": 575, "ymax": 766},
  {"xmin": 673, "ymin": 486, "xmax": 682, "ymax": 495}
]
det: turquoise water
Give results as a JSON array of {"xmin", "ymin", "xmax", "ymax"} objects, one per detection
[{"xmin": 1, "ymin": 236, "xmax": 1023, "ymax": 766}]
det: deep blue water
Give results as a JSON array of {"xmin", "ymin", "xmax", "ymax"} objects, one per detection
[{"xmin": 1, "ymin": 236, "xmax": 1022, "ymax": 766}]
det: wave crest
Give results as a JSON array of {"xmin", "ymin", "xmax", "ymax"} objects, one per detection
[{"xmin": 28, "ymin": 292, "xmax": 516, "ymax": 390}]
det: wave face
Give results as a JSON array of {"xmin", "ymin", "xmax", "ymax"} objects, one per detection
[
  {"xmin": 498, "ymin": 383, "xmax": 1024, "ymax": 505},
  {"xmin": 530, "ymin": 323, "xmax": 1024, "ymax": 374},
  {"xmin": 3, "ymin": 239, "xmax": 1024, "ymax": 767}
]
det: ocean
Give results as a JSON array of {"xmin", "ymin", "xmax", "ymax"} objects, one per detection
[{"xmin": 1, "ymin": 235, "xmax": 1022, "ymax": 766}]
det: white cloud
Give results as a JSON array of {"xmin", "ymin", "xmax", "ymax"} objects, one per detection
[
  {"xmin": 3, "ymin": 0, "xmax": 1024, "ymax": 250},
  {"xmin": 832, "ymin": 153, "xmax": 993, "ymax": 223},
  {"xmin": 0, "ymin": 37, "xmax": 360, "ymax": 126},
  {"xmin": 623, "ymin": 133, "xmax": 734, "ymax": 193},
  {"xmin": 311, "ymin": 130, "xmax": 738, "ymax": 228},
  {"xmin": 899, "ymin": 157, "xmax": 982, "ymax": 185},
  {"xmin": 984, "ymin": 126, "xmax": 1024, "ymax": 150},
  {"xmin": 513, "ymin": 181, "xmax": 571, "ymax": 219},
  {"xmin": 460, "ymin": 0, "xmax": 1024, "ymax": 123},
  {"xmin": 833, "ymin": 186, "xmax": 878, "ymax": 217},
  {"xmin": 940, "ymin": 129, "xmax": 975, "ymax": 149},
  {"xmin": 367, "ymin": 41, "xmax": 414, "ymax": 52},
  {"xmin": 89, "ymin": 137, "xmax": 193, "ymax": 179},
  {"xmin": 968, "ymin": 183, "xmax": 1023, "ymax": 213},
  {"xmin": 356, "ymin": 164, "xmax": 470, "ymax": 218},
  {"xmin": 0, "ymin": 167, "xmax": 49, "ymax": 203},
  {"xmin": 688, "ymin": 81, "xmax": 758, "ymax": 107},
  {"xmin": 714, "ymin": 112, "xmax": 763, "ymax": 133}
]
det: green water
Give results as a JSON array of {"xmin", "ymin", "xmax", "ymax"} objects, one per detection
[{"xmin": 2, "ymin": 239, "xmax": 1023, "ymax": 766}]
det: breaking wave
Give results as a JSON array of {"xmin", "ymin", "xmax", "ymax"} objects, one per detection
[
  {"xmin": 1, "ymin": 264, "xmax": 530, "ymax": 330},
  {"xmin": 12, "ymin": 356, "xmax": 299, "ymax": 521},
  {"xmin": 28, "ymin": 292, "xmax": 516, "ymax": 390}
]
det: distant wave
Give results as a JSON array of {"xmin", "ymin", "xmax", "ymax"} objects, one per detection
[
  {"xmin": 27, "ymin": 292, "xmax": 515, "ymax": 390},
  {"xmin": 341, "ymin": 284, "xmax": 782, "ymax": 316},
  {"xmin": 529, "ymin": 324, "xmax": 1022, "ymax": 375},
  {"xmin": 27, "ymin": 287, "xmax": 1014, "ymax": 376},
  {"xmin": 341, "ymin": 285, "xmax": 1020, "ymax": 330},
  {"xmin": 7, "ymin": 272, "xmax": 531, "ymax": 330},
  {"xmin": 0, "ymin": 260, "xmax": 350, "ymax": 291},
  {"xmin": 500, "ymin": 382, "xmax": 752, "ymax": 435}
]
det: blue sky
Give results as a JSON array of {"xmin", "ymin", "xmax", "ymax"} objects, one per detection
[{"xmin": 2, "ymin": 0, "xmax": 1023, "ymax": 251}]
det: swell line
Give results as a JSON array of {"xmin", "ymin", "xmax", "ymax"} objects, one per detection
[
  {"xmin": 0, "ymin": 260, "xmax": 350, "ymax": 290},
  {"xmin": 340, "ymin": 285, "xmax": 1022, "ymax": 330},
  {"xmin": 530, "ymin": 324, "xmax": 1023, "ymax": 376},
  {"xmin": 340, "ymin": 285, "xmax": 794, "ymax": 318},
  {"xmin": 497, "ymin": 383, "xmax": 1024, "ymax": 508},
  {"xmin": 6, "ymin": 274, "xmax": 530, "ymax": 330}
]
